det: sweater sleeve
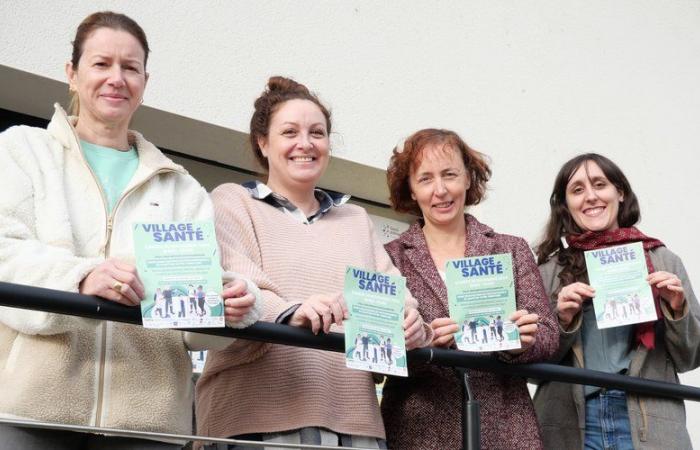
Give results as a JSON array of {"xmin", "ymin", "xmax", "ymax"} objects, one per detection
[
  {"xmin": 654, "ymin": 248, "xmax": 700, "ymax": 373},
  {"xmin": 500, "ymin": 238, "xmax": 559, "ymax": 364},
  {"xmin": 0, "ymin": 127, "xmax": 103, "ymax": 335},
  {"xmin": 365, "ymin": 214, "xmax": 433, "ymax": 347}
]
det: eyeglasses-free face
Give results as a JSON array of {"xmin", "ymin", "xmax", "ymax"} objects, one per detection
[
  {"xmin": 408, "ymin": 144, "xmax": 470, "ymax": 229},
  {"xmin": 565, "ymin": 160, "xmax": 624, "ymax": 233},
  {"xmin": 66, "ymin": 27, "xmax": 148, "ymax": 134},
  {"xmin": 258, "ymin": 99, "xmax": 330, "ymax": 196}
]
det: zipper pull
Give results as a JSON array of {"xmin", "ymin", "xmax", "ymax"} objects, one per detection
[{"xmin": 100, "ymin": 218, "xmax": 114, "ymax": 256}]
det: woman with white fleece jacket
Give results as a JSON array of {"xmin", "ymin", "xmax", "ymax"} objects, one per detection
[{"xmin": 0, "ymin": 11, "xmax": 260, "ymax": 450}]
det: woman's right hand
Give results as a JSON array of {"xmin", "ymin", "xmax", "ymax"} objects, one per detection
[
  {"xmin": 222, "ymin": 279, "xmax": 257, "ymax": 325},
  {"xmin": 288, "ymin": 294, "xmax": 348, "ymax": 335},
  {"xmin": 79, "ymin": 258, "xmax": 145, "ymax": 306},
  {"xmin": 430, "ymin": 317, "xmax": 459, "ymax": 348},
  {"xmin": 556, "ymin": 282, "xmax": 595, "ymax": 328}
]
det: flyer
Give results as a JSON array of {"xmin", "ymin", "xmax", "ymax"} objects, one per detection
[
  {"xmin": 446, "ymin": 253, "xmax": 521, "ymax": 352},
  {"xmin": 584, "ymin": 242, "xmax": 657, "ymax": 329},
  {"xmin": 344, "ymin": 266, "xmax": 408, "ymax": 377},
  {"xmin": 133, "ymin": 221, "xmax": 225, "ymax": 329},
  {"xmin": 190, "ymin": 350, "xmax": 208, "ymax": 374}
]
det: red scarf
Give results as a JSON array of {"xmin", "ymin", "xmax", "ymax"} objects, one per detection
[{"xmin": 566, "ymin": 227, "xmax": 665, "ymax": 349}]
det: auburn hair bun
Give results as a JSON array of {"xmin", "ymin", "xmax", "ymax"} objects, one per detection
[{"xmin": 249, "ymin": 76, "xmax": 332, "ymax": 171}]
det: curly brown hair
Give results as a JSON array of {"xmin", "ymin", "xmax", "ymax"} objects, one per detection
[
  {"xmin": 249, "ymin": 76, "xmax": 331, "ymax": 171},
  {"xmin": 386, "ymin": 128, "xmax": 491, "ymax": 216}
]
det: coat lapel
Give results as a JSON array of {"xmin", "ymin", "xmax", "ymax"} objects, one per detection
[
  {"xmin": 399, "ymin": 222, "xmax": 450, "ymax": 315},
  {"xmin": 464, "ymin": 214, "xmax": 497, "ymax": 258}
]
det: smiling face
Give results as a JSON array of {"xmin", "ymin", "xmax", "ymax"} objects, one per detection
[
  {"xmin": 258, "ymin": 99, "xmax": 330, "ymax": 195},
  {"xmin": 66, "ymin": 27, "xmax": 147, "ymax": 130},
  {"xmin": 409, "ymin": 144, "xmax": 470, "ymax": 228},
  {"xmin": 565, "ymin": 160, "xmax": 624, "ymax": 232}
]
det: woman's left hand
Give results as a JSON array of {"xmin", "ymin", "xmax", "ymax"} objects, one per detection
[
  {"xmin": 404, "ymin": 306, "xmax": 427, "ymax": 350},
  {"xmin": 430, "ymin": 317, "xmax": 459, "ymax": 348},
  {"xmin": 506, "ymin": 309, "xmax": 539, "ymax": 355},
  {"xmin": 647, "ymin": 271, "xmax": 685, "ymax": 313},
  {"xmin": 222, "ymin": 279, "xmax": 257, "ymax": 325}
]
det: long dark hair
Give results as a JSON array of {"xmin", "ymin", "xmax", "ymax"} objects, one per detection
[{"xmin": 535, "ymin": 153, "xmax": 641, "ymax": 287}]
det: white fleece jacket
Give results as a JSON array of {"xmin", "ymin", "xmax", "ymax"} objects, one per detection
[{"xmin": 0, "ymin": 104, "xmax": 260, "ymax": 441}]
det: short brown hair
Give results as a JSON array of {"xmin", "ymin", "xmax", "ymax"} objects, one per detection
[
  {"xmin": 69, "ymin": 11, "xmax": 150, "ymax": 114},
  {"xmin": 249, "ymin": 76, "xmax": 331, "ymax": 170},
  {"xmin": 386, "ymin": 128, "xmax": 491, "ymax": 216}
]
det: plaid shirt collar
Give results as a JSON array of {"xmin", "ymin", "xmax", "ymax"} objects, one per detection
[{"xmin": 243, "ymin": 180, "xmax": 350, "ymax": 225}]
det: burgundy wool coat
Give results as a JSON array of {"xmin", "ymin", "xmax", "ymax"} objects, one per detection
[{"xmin": 381, "ymin": 215, "xmax": 559, "ymax": 450}]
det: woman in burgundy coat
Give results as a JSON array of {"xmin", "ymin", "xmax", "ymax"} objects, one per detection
[{"xmin": 381, "ymin": 128, "xmax": 559, "ymax": 449}]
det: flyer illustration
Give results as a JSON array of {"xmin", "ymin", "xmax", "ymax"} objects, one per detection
[
  {"xmin": 584, "ymin": 242, "xmax": 657, "ymax": 329},
  {"xmin": 344, "ymin": 266, "xmax": 408, "ymax": 377},
  {"xmin": 133, "ymin": 221, "xmax": 224, "ymax": 329},
  {"xmin": 446, "ymin": 253, "xmax": 521, "ymax": 352}
]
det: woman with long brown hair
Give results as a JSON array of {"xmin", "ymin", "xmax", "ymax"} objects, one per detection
[{"xmin": 534, "ymin": 153, "xmax": 700, "ymax": 449}]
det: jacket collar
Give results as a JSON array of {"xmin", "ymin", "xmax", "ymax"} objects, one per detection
[
  {"xmin": 398, "ymin": 214, "xmax": 496, "ymax": 253},
  {"xmin": 242, "ymin": 180, "xmax": 350, "ymax": 225},
  {"xmin": 398, "ymin": 214, "xmax": 498, "ymax": 305},
  {"xmin": 47, "ymin": 103, "xmax": 186, "ymax": 176}
]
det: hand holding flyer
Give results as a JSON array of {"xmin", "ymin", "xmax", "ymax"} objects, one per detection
[
  {"xmin": 344, "ymin": 266, "xmax": 408, "ymax": 377},
  {"xmin": 445, "ymin": 253, "xmax": 521, "ymax": 352},
  {"xmin": 584, "ymin": 242, "xmax": 657, "ymax": 329},
  {"xmin": 133, "ymin": 221, "xmax": 225, "ymax": 329}
]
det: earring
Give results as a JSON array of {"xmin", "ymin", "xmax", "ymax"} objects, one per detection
[{"xmin": 560, "ymin": 235, "xmax": 569, "ymax": 249}]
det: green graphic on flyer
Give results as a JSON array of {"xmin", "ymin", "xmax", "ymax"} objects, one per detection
[
  {"xmin": 133, "ymin": 220, "xmax": 224, "ymax": 329},
  {"xmin": 445, "ymin": 253, "xmax": 520, "ymax": 352},
  {"xmin": 584, "ymin": 242, "xmax": 657, "ymax": 330},
  {"xmin": 343, "ymin": 266, "xmax": 408, "ymax": 377}
]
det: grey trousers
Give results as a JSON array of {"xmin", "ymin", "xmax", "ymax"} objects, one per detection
[{"xmin": 0, "ymin": 424, "xmax": 183, "ymax": 450}]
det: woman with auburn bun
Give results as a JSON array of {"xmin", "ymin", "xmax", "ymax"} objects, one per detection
[
  {"xmin": 381, "ymin": 128, "xmax": 559, "ymax": 450},
  {"xmin": 0, "ymin": 11, "xmax": 259, "ymax": 449},
  {"xmin": 196, "ymin": 76, "xmax": 432, "ymax": 449},
  {"xmin": 533, "ymin": 153, "xmax": 700, "ymax": 450}
]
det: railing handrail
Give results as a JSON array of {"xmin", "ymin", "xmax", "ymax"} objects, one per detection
[{"xmin": 1, "ymin": 281, "xmax": 700, "ymax": 402}]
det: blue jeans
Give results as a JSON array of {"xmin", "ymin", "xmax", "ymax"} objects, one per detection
[{"xmin": 585, "ymin": 389, "xmax": 634, "ymax": 450}]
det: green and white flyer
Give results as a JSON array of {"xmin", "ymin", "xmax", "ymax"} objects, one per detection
[
  {"xmin": 344, "ymin": 266, "xmax": 408, "ymax": 377},
  {"xmin": 446, "ymin": 253, "xmax": 520, "ymax": 352},
  {"xmin": 584, "ymin": 242, "xmax": 657, "ymax": 329},
  {"xmin": 133, "ymin": 221, "xmax": 224, "ymax": 329}
]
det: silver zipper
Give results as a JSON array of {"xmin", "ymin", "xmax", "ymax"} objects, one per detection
[{"xmin": 62, "ymin": 108, "xmax": 176, "ymax": 427}]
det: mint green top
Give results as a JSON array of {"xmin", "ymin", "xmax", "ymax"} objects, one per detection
[{"xmin": 81, "ymin": 140, "xmax": 139, "ymax": 213}]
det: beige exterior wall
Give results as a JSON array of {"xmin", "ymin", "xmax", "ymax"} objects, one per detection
[{"xmin": 2, "ymin": 1, "xmax": 699, "ymax": 443}]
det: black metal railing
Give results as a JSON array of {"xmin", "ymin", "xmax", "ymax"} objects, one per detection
[
  {"xmin": 2, "ymin": 281, "xmax": 699, "ymax": 401},
  {"xmin": 2, "ymin": 280, "xmax": 700, "ymax": 449}
]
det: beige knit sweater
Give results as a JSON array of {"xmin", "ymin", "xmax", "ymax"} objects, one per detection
[{"xmin": 196, "ymin": 183, "xmax": 424, "ymax": 440}]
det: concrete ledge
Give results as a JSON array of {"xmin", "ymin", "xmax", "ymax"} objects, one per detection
[{"xmin": 0, "ymin": 63, "xmax": 412, "ymax": 223}]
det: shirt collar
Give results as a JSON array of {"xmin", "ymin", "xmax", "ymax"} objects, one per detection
[{"xmin": 242, "ymin": 180, "xmax": 350, "ymax": 224}]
